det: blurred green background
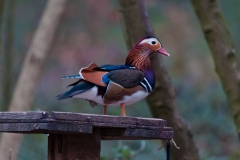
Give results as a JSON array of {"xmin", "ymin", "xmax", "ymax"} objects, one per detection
[{"xmin": 0, "ymin": 0, "xmax": 240, "ymax": 159}]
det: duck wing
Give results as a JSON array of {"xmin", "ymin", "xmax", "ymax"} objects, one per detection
[
  {"xmin": 57, "ymin": 81, "xmax": 94, "ymax": 100},
  {"xmin": 102, "ymin": 68, "xmax": 144, "ymax": 88}
]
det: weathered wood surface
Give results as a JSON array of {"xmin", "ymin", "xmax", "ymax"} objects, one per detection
[
  {"xmin": 0, "ymin": 111, "xmax": 173, "ymax": 160},
  {"xmin": 48, "ymin": 130, "xmax": 101, "ymax": 160},
  {"xmin": 0, "ymin": 111, "xmax": 173, "ymax": 140}
]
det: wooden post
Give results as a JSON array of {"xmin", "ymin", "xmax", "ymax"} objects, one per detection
[
  {"xmin": 0, "ymin": 111, "xmax": 173, "ymax": 160},
  {"xmin": 48, "ymin": 130, "xmax": 101, "ymax": 160}
]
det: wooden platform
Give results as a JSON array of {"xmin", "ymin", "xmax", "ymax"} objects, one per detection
[{"xmin": 0, "ymin": 111, "xmax": 173, "ymax": 159}]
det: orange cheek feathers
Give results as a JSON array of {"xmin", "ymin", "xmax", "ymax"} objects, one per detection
[{"xmin": 151, "ymin": 43, "xmax": 161, "ymax": 51}]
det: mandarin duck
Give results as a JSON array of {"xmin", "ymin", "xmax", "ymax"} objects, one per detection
[{"xmin": 57, "ymin": 36, "xmax": 170, "ymax": 116}]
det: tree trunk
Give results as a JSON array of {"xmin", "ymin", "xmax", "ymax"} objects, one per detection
[
  {"xmin": 0, "ymin": 0, "xmax": 67, "ymax": 159},
  {"xmin": 191, "ymin": 0, "xmax": 240, "ymax": 140},
  {"xmin": 2, "ymin": 0, "xmax": 15, "ymax": 111},
  {"xmin": 118, "ymin": 0, "xmax": 200, "ymax": 160},
  {"xmin": 0, "ymin": 0, "xmax": 4, "ymax": 57}
]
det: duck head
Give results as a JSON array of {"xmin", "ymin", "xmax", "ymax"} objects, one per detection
[{"xmin": 125, "ymin": 36, "xmax": 170, "ymax": 71}]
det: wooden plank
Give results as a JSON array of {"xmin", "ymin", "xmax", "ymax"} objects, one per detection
[
  {"xmin": 100, "ymin": 128, "xmax": 173, "ymax": 140},
  {"xmin": 52, "ymin": 119, "xmax": 162, "ymax": 130},
  {"xmin": 52, "ymin": 112, "xmax": 167, "ymax": 127},
  {"xmin": 124, "ymin": 128, "xmax": 173, "ymax": 139},
  {"xmin": 0, "ymin": 119, "xmax": 51, "ymax": 123},
  {"xmin": 46, "ymin": 123, "xmax": 92, "ymax": 133},
  {"xmin": 0, "ymin": 111, "xmax": 167, "ymax": 128},
  {"xmin": 0, "ymin": 123, "xmax": 48, "ymax": 132},
  {"xmin": 0, "ymin": 111, "xmax": 48, "ymax": 119},
  {"xmin": 0, "ymin": 123, "xmax": 92, "ymax": 134}
]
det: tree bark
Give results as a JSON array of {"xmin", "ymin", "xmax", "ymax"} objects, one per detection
[
  {"xmin": 0, "ymin": 0, "xmax": 67, "ymax": 159},
  {"xmin": 118, "ymin": 0, "xmax": 200, "ymax": 160},
  {"xmin": 0, "ymin": 0, "xmax": 4, "ymax": 57},
  {"xmin": 2, "ymin": 0, "xmax": 15, "ymax": 111},
  {"xmin": 191, "ymin": 0, "xmax": 240, "ymax": 140}
]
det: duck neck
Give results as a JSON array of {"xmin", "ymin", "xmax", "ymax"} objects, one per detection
[{"xmin": 125, "ymin": 46, "xmax": 155, "ymax": 88}]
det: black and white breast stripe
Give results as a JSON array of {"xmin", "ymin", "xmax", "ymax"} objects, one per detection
[{"xmin": 140, "ymin": 78, "xmax": 153, "ymax": 93}]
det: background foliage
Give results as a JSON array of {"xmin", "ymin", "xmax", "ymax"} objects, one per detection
[{"xmin": 0, "ymin": 0, "xmax": 240, "ymax": 159}]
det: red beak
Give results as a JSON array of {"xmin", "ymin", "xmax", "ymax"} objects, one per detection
[{"xmin": 157, "ymin": 48, "xmax": 170, "ymax": 57}]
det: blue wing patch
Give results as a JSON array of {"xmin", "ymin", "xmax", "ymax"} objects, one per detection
[{"xmin": 102, "ymin": 74, "xmax": 111, "ymax": 85}]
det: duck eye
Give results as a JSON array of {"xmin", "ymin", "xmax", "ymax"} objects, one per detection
[{"xmin": 151, "ymin": 41, "xmax": 156, "ymax": 45}]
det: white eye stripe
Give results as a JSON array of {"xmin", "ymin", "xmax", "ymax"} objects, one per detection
[{"xmin": 139, "ymin": 38, "xmax": 158, "ymax": 45}]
